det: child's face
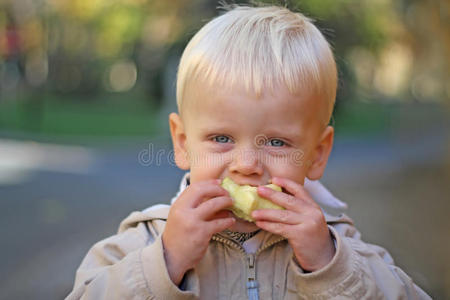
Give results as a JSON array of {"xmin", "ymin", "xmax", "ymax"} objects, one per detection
[{"xmin": 170, "ymin": 79, "xmax": 334, "ymax": 232}]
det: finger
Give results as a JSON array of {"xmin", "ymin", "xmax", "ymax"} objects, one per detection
[
  {"xmin": 186, "ymin": 180, "xmax": 228, "ymax": 208},
  {"xmin": 208, "ymin": 210, "xmax": 233, "ymax": 221},
  {"xmin": 207, "ymin": 217, "xmax": 236, "ymax": 235},
  {"xmin": 271, "ymin": 177, "xmax": 309, "ymax": 200},
  {"xmin": 255, "ymin": 221, "xmax": 291, "ymax": 238},
  {"xmin": 257, "ymin": 186, "xmax": 299, "ymax": 211},
  {"xmin": 271, "ymin": 177, "xmax": 317, "ymax": 207},
  {"xmin": 196, "ymin": 196, "xmax": 233, "ymax": 220},
  {"xmin": 251, "ymin": 209, "xmax": 300, "ymax": 225}
]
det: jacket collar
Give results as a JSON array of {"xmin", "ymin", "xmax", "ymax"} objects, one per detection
[{"xmin": 169, "ymin": 172, "xmax": 191, "ymax": 205}]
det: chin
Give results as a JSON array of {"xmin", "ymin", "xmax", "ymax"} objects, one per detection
[{"xmin": 229, "ymin": 217, "xmax": 260, "ymax": 233}]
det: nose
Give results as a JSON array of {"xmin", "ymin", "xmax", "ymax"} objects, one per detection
[{"xmin": 228, "ymin": 147, "xmax": 263, "ymax": 176}]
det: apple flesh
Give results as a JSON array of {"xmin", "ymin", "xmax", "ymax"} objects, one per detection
[{"xmin": 221, "ymin": 177, "xmax": 284, "ymax": 222}]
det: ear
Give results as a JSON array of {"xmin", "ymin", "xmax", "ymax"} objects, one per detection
[
  {"xmin": 306, "ymin": 126, "xmax": 334, "ymax": 181},
  {"xmin": 169, "ymin": 113, "xmax": 190, "ymax": 170}
]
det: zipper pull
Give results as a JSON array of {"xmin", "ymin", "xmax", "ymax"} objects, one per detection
[
  {"xmin": 247, "ymin": 254, "xmax": 255, "ymax": 279},
  {"xmin": 246, "ymin": 253, "xmax": 259, "ymax": 300}
]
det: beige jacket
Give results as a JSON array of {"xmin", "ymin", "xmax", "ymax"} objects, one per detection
[{"xmin": 66, "ymin": 174, "xmax": 431, "ymax": 300}]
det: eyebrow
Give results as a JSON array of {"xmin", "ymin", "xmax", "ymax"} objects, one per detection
[
  {"xmin": 198, "ymin": 125, "xmax": 233, "ymax": 134},
  {"xmin": 265, "ymin": 128, "xmax": 304, "ymax": 141}
]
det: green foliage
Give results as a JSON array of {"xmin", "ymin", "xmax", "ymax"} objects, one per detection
[{"xmin": 0, "ymin": 94, "xmax": 159, "ymax": 137}]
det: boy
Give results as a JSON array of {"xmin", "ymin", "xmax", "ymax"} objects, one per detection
[{"xmin": 67, "ymin": 4, "xmax": 431, "ymax": 299}]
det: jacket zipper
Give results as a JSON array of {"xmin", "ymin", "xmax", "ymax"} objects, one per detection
[
  {"xmin": 246, "ymin": 253, "xmax": 258, "ymax": 300},
  {"xmin": 211, "ymin": 234, "xmax": 286, "ymax": 300}
]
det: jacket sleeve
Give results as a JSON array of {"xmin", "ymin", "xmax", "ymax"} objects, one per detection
[
  {"xmin": 288, "ymin": 221, "xmax": 432, "ymax": 299},
  {"xmin": 65, "ymin": 219, "xmax": 199, "ymax": 300}
]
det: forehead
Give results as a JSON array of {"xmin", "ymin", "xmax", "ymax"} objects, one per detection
[{"xmin": 182, "ymin": 79, "xmax": 323, "ymax": 137}]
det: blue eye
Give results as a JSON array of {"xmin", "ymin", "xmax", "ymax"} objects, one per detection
[
  {"xmin": 268, "ymin": 139, "xmax": 285, "ymax": 147},
  {"xmin": 213, "ymin": 135, "xmax": 231, "ymax": 143}
]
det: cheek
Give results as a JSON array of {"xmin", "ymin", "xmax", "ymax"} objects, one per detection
[
  {"xmin": 188, "ymin": 151, "xmax": 232, "ymax": 183},
  {"xmin": 269, "ymin": 162, "xmax": 306, "ymax": 178},
  {"xmin": 263, "ymin": 148, "xmax": 305, "ymax": 168},
  {"xmin": 190, "ymin": 150, "xmax": 232, "ymax": 167},
  {"xmin": 263, "ymin": 151, "xmax": 308, "ymax": 182}
]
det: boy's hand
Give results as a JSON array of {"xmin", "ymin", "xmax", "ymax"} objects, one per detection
[
  {"xmin": 162, "ymin": 179, "xmax": 235, "ymax": 285},
  {"xmin": 251, "ymin": 177, "xmax": 335, "ymax": 272}
]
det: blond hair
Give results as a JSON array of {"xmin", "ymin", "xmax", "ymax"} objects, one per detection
[{"xmin": 176, "ymin": 4, "xmax": 337, "ymax": 127}]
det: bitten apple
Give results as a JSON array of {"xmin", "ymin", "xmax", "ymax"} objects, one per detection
[{"xmin": 221, "ymin": 177, "xmax": 284, "ymax": 222}]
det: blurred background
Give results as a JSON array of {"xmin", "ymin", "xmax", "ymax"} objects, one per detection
[{"xmin": 0, "ymin": 0, "xmax": 448, "ymax": 299}]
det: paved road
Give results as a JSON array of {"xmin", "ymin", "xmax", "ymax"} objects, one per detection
[{"xmin": 0, "ymin": 125, "xmax": 448, "ymax": 299}]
